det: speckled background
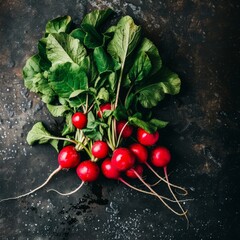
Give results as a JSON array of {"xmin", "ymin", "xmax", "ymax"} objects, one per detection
[{"xmin": 0, "ymin": 0, "xmax": 240, "ymax": 239}]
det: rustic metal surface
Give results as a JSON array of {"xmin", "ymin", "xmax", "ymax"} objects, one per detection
[{"xmin": 0, "ymin": 0, "xmax": 239, "ymax": 239}]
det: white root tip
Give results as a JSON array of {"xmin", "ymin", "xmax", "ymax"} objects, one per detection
[
  {"xmin": 0, "ymin": 166, "xmax": 61, "ymax": 203},
  {"xmin": 47, "ymin": 182, "xmax": 84, "ymax": 196}
]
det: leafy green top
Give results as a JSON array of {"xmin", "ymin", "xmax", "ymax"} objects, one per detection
[{"xmin": 23, "ymin": 9, "xmax": 181, "ymax": 151}]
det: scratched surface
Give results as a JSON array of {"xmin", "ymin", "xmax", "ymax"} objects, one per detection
[{"xmin": 0, "ymin": 0, "xmax": 240, "ymax": 239}]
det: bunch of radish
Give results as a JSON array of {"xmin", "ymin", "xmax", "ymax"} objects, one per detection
[{"xmin": 1, "ymin": 9, "xmax": 190, "ymax": 224}]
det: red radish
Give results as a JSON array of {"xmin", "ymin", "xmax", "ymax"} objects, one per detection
[
  {"xmin": 149, "ymin": 146, "xmax": 188, "ymax": 224},
  {"xmin": 101, "ymin": 150, "xmax": 188, "ymax": 218},
  {"xmin": 151, "ymin": 146, "xmax": 171, "ymax": 167},
  {"xmin": 126, "ymin": 165, "xmax": 143, "ymax": 179},
  {"xmin": 137, "ymin": 128, "xmax": 159, "ymax": 146},
  {"xmin": 101, "ymin": 159, "xmax": 183, "ymax": 206},
  {"xmin": 58, "ymin": 145, "xmax": 80, "ymax": 168},
  {"xmin": 111, "ymin": 148, "xmax": 135, "ymax": 171},
  {"xmin": 143, "ymin": 146, "xmax": 187, "ymax": 195},
  {"xmin": 72, "ymin": 112, "xmax": 87, "ymax": 129},
  {"xmin": 91, "ymin": 141, "xmax": 109, "ymax": 159},
  {"xmin": 47, "ymin": 160, "xmax": 100, "ymax": 196},
  {"xmin": 76, "ymin": 160, "xmax": 100, "ymax": 182},
  {"xmin": 116, "ymin": 120, "xmax": 133, "ymax": 138},
  {"xmin": 129, "ymin": 143, "xmax": 148, "ymax": 163},
  {"xmin": 0, "ymin": 145, "xmax": 80, "ymax": 202},
  {"xmin": 97, "ymin": 103, "xmax": 112, "ymax": 118},
  {"xmin": 101, "ymin": 158, "xmax": 120, "ymax": 179}
]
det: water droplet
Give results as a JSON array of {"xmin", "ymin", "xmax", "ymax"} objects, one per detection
[{"xmin": 105, "ymin": 201, "xmax": 119, "ymax": 215}]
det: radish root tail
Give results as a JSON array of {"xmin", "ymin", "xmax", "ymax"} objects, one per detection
[
  {"xmin": 119, "ymin": 178, "xmax": 190, "ymax": 203},
  {"xmin": 164, "ymin": 166, "xmax": 189, "ymax": 228},
  {"xmin": 47, "ymin": 181, "xmax": 84, "ymax": 196},
  {"xmin": 145, "ymin": 162, "xmax": 188, "ymax": 196},
  {"xmin": 0, "ymin": 166, "xmax": 62, "ymax": 203},
  {"xmin": 133, "ymin": 170, "xmax": 187, "ymax": 217}
]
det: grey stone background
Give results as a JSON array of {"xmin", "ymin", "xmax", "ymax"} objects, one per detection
[{"xmin": 0, "ymin": 0, "xmax": 239, "ymax": 239}]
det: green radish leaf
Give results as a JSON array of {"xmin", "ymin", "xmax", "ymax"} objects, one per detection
[
  {"xmin": 93, "ymin": 46, "xmax": 115, "ymax": 74},
  {"xmin": 97, "ymin": 87, "xmax": 109, "ymax": 102},
  {"xmin": 82, "ymin": 24, "xmax": 103, "ymax": 49},
  {"xmin": 62, "ymin": 113, "xmax": 75, "ymax": 136},
  {"xmin": 38, "ymin": 38, "xmax": 52, "ymax": 71},
  {"xmin": 125, "ymin": 92, "xmax": 135, "ymax": 110},
  {"xmin": 69, "ymin": 88, "xmax": 97, "ymax": 99},
  {"xmin": 81, "ymin": 8, "xmax": 114, "ymax": 28},
  {"xmin": 70, "ymin": 28, "xmax": 85, "ymax": 43},
  {"xmin": 137, "ymin": 84, "xmax": 165, "ymax": 109},
  {"xmin": 23, "ymin": 54, "xmax": 55, "ymax": 103},
  {"xmin": 128, "ymin": 116, "xmax": 157, "ymax": 133},
  {"xmin": 46, "ymin": 15, "xmax": 72, "ymax": 34},
  {"xmin": 78, "ymin": 55, "xmax": 98, "ymax": 84},
  {"xmin": 149, "ymin": 118, "xmax": 168, "ymax": 128},
  {"xmin": 126, "ymin": 51, "xmax": 152, "ymax": 85},
  {"xmin": 136, "ymin": 67, "xmax": 181, "ymax": 108},
  {"xmin": 107, "ymin": 16, "xmax": 141, "ymax": 64},
  {"xmin": 113, "ymin": 105, "xmax": 128, "ymax": 121},
  {"xmin": 82, "ymin": 128, "xmax": 102, "ymax": 141},
  {"xmin": 158, "ymin": 68, "xmax": 181, "ymax": 95},
  {"xmin": 137, "ymin": 38, "xmax": 162, "ymax": 75},
  {"xmin": 48, "ymin": 62, "xmax": 88, "ymax": 99},
  {"xmin": 46, "ymin": 104, "xmax": 70, "ymax": 117},
  {"xmin": 108, "ymin": 72, "xmax": 117, "ymax": 92},
  {"xmin": 23, "ymin": 54, "xmax": 42, "ymax": 91},
  {"xmin": 49, "ymin": 139, "xmax": 59, "ymax": 152},
  {"xmin": 46, "ymin": 33, "xmax": 87, "ymax": 65},
  {"xmin": 102, "ymin": 110, "xmax": 113, "ymax": 118},
  {"xmin": 69, "ymin": 89, "xmax": 86, "ymax": 99},
  {"xmin": 27, "ymin": 122, "xmax": 55, "ymax": 145}
]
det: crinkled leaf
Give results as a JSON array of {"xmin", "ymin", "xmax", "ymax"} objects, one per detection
[
  {"xmin": 62, "ymin": 113, "xmax": 75, "ymax": 136},
  {"xmin": 46, "ymin": 104, "xmax": 70, "ymax": 117},
  {"xmin": 97, "ymin": 87, "xmax": 109, "ymax": 102},
  {"xmin": 137, "ymin": 84, "xmax": 164, "ymax": 108},
  {"xmin": 23, "ymin": 54, "xmax": 42, "ymax": 91},
  {"xmin": 23, "ymin": 54, "xmax": 55, "ymax": 102},
  {"xmin": 126, "ymin": 51, "xmax": 152, "ymax": 86},
  {"xmin": 93, "ymin": 46, "xmax": 119, "ymax": 74},
  {"xmin": 136, "ymin": 67, "xmax": 181, "ymax": 108},
  {"xmin": 48, "ymin": 62, "xmax": 88, "ymax": 99},
  {"xmin": 82, "ymin": 24, "xmax": 103, "ymax": 49},
  {"xmin": 138, "ymin": 38, "xmax": 162, "ymax": 75},
  {"xmin": 46, "ymin": 33, "xmax": 87, "ymax": 65},
  {"xmin": 81, "ymin": 8, "xmax": 114, "ymax": 28},
  {"xmin": 158, "ymin": 68, "xmax": 181, "ymax": 95},
  {"xmin": 46, "ymin": 15, "xmax": 72, "ymax": 34},
  {"xmin": 78, "ymin": 56, "xmax": 98, "ymax": 84},
  {"xmin": 38, "ymin": 38, "xmax": 52, "ymax": 71},
  {"xmin": 70, "ymin": 28, "xmax": 85, "ymax": 44},
  {"xmin": 26, "ymin": 122, "xmax": 54, "ymax": 145},
  {"xmin": 107, "ymin": 16, "xmax": 141, "ymax": 63}
]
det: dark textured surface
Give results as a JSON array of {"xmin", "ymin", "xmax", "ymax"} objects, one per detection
[{"xmin": 0, "ymin": 0, "xmax": 240, "ymax": 239}]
